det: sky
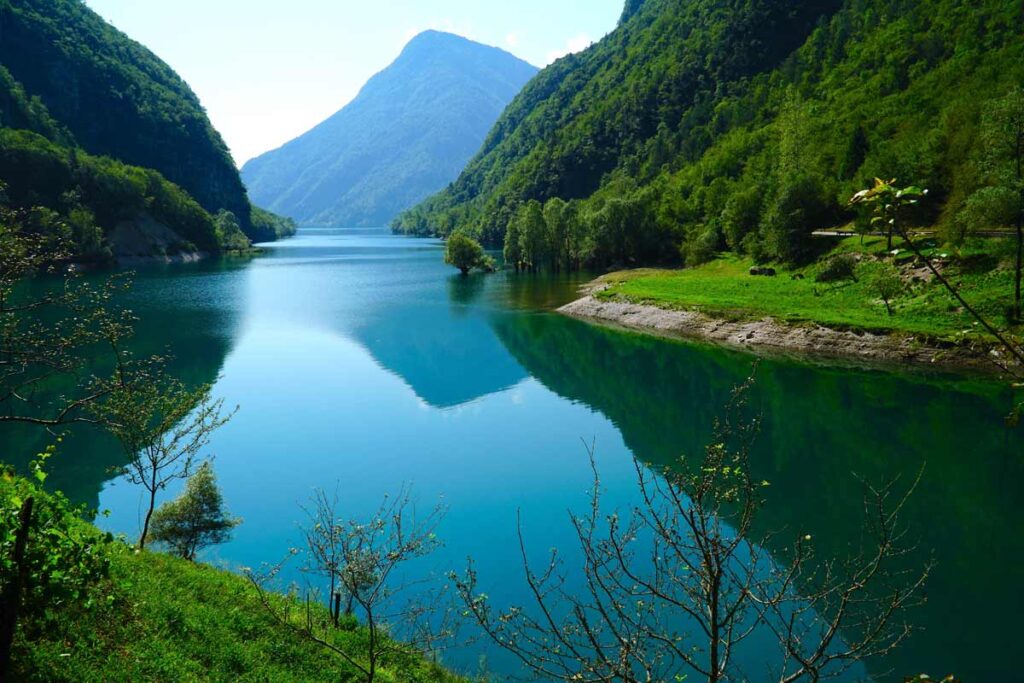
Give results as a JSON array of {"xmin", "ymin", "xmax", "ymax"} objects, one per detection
[{"xmin": 84, "ymin": 0, "xmax": 624, "ymax": 167}]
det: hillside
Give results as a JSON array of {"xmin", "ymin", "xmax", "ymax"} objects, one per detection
[
  {"xmin": 395, "ymin": 0, "xmax": 1024, "ymax": 270},
  {"xmin": 242, "ymin": 31, "xmax": 537, "ymax": 227},
  {"xmin": 0, "ymin": 0, "xmax": 256, "ymax": 229},
  {"xmin": 2, "ymin": 471, "xmax": 461, "ymax": 682}
]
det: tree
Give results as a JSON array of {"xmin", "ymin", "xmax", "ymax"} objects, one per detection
[
  {"xmin": 214, "ymin": 209, "xmax": 251, "ymax": 252},
  {"xmin": 249, "ymin": 486, "xmax": 450, "ymax": 683},
  {"xmin": 444, "ymin": 232, "xmax": 492, "ymax": 276},
  {"xmin": 94, "ymin": 369, "xmax": 235, "ymax": 549},
  {"xmin": 543, "ymin": 198, "xmax": 569, "ymax": 272},
  {"xmin": 504, "ymin": 213, "xmax": 525, "ymax": 273},
  {"xmin": 978, "ymin": 88, "xmax": 1024, "ymax": 322},
  {"xmin": 516, "ymin": 200, "xmax": 549, "ymax": 273},
  {"xmin": 453, "ymin": 378, "xmax": 929, "ymax": 682},
  {"xmin": 852, "ymin": 178, "xmax": 1024, "ymax": 372},
  {"xmin": 147, "ymin": 462, "xmax": 240, "ymax": 561},
  {"xmin": 873, "ymin": 264, "xmax": 904, "ymax": 316},
  {"xmin": 0, "ymin": 217, "xmax": 133, "ymax": 427}
]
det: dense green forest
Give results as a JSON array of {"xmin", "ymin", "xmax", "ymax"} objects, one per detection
[
  {"xmin": 242, "ymin": 31, "xmax": 537, "ymax": 228},
  {"xmin": 395, "ymin": 0, "xmax": 1024, "ymax": 271},
  {"xmin": 0, "ymin": 0, "xmax": 296, "ymax": 257}
]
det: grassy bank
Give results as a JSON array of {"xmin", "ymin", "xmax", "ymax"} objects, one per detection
[
  {"xmin": 13, "ymin": 539, "xmax": 462, "ymax": 682},
  {"xmin": 595, "ymin": 236, "xmax": 1022, "ymax": 343}
]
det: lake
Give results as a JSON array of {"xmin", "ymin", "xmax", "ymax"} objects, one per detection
[{"xmin": 4, "ymin": 227, "xmax": 1021, "ymax": 681}]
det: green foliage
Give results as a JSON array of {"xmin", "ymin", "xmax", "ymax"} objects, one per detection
[
  {"xmin": 215, "ymin": 210, "xmax": 253, "ymax": 252},
  {"xmin": 444, "ymin": 232, "xmax": 493, "ymax": 275},
  {"xmin": 148, "ymin": 463, "xmax": 240, "ymax": 561},
  {"xmin": 596, "ymin": 237, "xmax": 1018, "ymax": 340},
  {"xmin": 249, "ymin": 205, "xmax": 299, "ymax": 243},
  {"xmin": 0, "ymin": 0, "xmax": 252, "ymax": 232},
  {"xmin": 0, "ymin": 128, "xmax": 221, "ymax": 258},
  {"xmin": 397, "ymin": 0, "xmax": 1024, "ymax": 269},
  {"xmin": 873, "ymin": 264, "xmax": 905, "ymax": 316},
  {"xmin": 1, "ymin": 447, "xmax": 114, "ymax": 638},
  {"xmin": 11, "ymin": 532, "xmax": 463, "ymax": 682},
  {"xmin": 815, "ymin": 254, "xmax": 859, "ymax": 283}
]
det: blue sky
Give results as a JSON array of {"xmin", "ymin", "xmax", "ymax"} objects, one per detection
[{"xmin": 84, "ymin": 0, "xmax": 623, "ymax": 166}]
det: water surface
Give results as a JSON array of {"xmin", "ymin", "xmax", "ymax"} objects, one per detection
[{"xmin": 5, "ymin": 227, "xmax": 1020, "ymax": 680}]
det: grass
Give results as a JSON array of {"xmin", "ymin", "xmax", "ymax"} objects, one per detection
[
  {"xmin": 595, "ymin": 236, "xmax": 1022, "ymax": 342},
  {"xmin": 14, "ymin": 544, "xmax": 463, "ymax": 682}
]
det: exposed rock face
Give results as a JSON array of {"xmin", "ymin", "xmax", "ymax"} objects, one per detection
[{"xmin": 108, "ymin": 214, "xmax": 207, "ymax": 265}]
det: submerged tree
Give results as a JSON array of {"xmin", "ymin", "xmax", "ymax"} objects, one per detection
[
  {"xmin": 444, "ymin": 233, "xmax": 493, "ymax": 276},
  {"xmin": 147, "ymin": 462, "xmax": 240, "ymax": 561},
  {"xmin": 453, "ymin": 378, "xmax": 930, "ymax": 682}
]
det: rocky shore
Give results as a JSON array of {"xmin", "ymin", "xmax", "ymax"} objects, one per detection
[{"xmin": 559, "ymin": 294, "xmax": 1017, "ymax": 376}]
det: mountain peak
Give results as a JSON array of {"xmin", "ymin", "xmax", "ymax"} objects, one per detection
[{"xmin": 241, "ymin": 30, "xmax": 538, "ymax": 227}]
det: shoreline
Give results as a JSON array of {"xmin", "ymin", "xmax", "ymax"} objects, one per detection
[{"xmin": 558, "ymin": 294, "xmax": 1018, "ymax": 377}]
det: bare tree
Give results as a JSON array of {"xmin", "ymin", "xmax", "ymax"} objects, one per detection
[
  {"xmin": 249, "ymin": 486, "xmax": 452, "ymax": 683},
  {"xmin": 0, "ymin": 219, "xmax": 134, "ymax": 427},
  {"xmin": 453, "ymin": 378, "xmax": 930, "ymax": 682},
  {"xmin": 94, "ymin": 365, "xmax": 235, "ymax": 548}
]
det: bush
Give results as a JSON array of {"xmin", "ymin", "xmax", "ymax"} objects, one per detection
[
  {"xmin": 816, "ymin": 254, "xmax": 859, "ymax": 283},
  {"xmin": 148, "ymin": 463, "xmax": 240, "ymax": 562},
  {"xmin": 444, "ymin": 232, "xmax": 490, "ymax": 275},
  {"xmin": 1, "ymin": 447, "xmax": 113, "ymax": 665}
]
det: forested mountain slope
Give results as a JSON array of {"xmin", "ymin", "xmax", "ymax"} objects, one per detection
[
  {"xmin": 395, "ymin": 0, "xmax": 1024, "ymax": 269},
  {"xmin": 242, "ymin": 31, "xmax": 537, "ymax": 227},
  {"xmin": 0, "ymin": 0, "xmax": 253, "ymax": 230},
  {"xmin": 0, "ymin": 0, "xmax": 296, "ymax": 257}
]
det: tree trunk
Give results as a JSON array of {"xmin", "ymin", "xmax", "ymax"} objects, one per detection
[
  {"xmin": 1015, "ymin": 130, "xmax": 1022, "ymax": 322},
  {"xmin": 139, "ymin": 484, "xmax": 157, "ymax": 549},
  {"xmin": 0, "ymin": 497, "xmax": 34, "ymax": 678}
]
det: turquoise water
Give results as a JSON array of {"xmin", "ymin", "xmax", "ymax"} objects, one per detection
[{"xmin": 5, "ymin": 227, "xmax": 1021, "ymax": 680}]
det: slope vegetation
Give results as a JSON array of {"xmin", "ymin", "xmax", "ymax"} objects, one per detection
[{"xmin": 396, "ymin": 0, "xmax": 1024, "ymax": 269}]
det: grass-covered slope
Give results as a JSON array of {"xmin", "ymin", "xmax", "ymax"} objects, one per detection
[
  {"xmin": 596, "ymin": 236, "xmax": 1020, "ymax": 341},
  {"xmin": 0, "ymin": 0, "xmax": 254, "ymax": 232},
  {"xmin": 242, "ymin": 31, "xmax": 537, "ymax": 227},
  {"xmin": 14, "ymin": 548, "xmax": 461, "ymax": 682},
  {"xmin": 396, "ymin": 0, "xmax": 1024, "ymax": 269}
]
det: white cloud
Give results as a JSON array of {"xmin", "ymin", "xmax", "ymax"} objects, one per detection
[{"xmin": 545, "ymin": 33, "xmax": 593, "ymax": 65}]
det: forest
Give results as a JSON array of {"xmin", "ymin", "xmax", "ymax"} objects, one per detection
[
  {"xmin": 394, "ymin": 0, "xmax": 1024, "ymax": 272},
  {"xmin": 0, "ymin": 0, "xmax": 296, "ymax": 258}
]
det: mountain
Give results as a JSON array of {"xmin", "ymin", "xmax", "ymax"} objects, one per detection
[
  {"xmin": 241, "ymin": 31, "xmax": 537, "ymax": 227},
  {"xmin": 395, "ymin": 0, "xmax": 1024, "ymax": 268},
  {"xmin": 0, "ymin": 0, "xmax": 295, "ymax": 250}
]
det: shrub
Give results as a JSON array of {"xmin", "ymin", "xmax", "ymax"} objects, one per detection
[
  {"xmin": 148, "ymin": 463, "xmax": 240, "ymax": 562},
  {"xmin": 816, "ymin": 254, "xmax": 859, "ymax": 283}
]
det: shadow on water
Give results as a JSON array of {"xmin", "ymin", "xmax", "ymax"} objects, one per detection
[
  {"xmin": 349, "ymin": 274, "xmax": 527, "ymax": 408},
  {"xmin": 492, "ymin": 312, "xmax": 1023, "ymax": 682}
]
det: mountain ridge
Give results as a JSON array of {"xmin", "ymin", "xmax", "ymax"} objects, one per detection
[{"xmin": 242, "ymin": 31, "xmax": 538, "ymax": 227}]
